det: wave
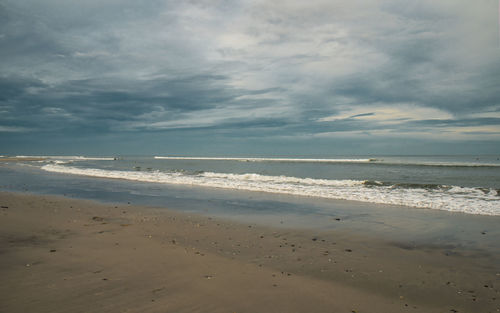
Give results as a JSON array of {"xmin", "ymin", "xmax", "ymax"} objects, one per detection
[
  {"xmin": 69, "ymin": 156, "xmax": 116, "ymax": 161},
  {"xmin": 378, "ymin": 161, "xmax": 500, "ymax": 168},
  {"xmin": 154, "ymin": 156, "xmax": 376, "ymax": 163},
  {"xmin": 41, "ymin": 164, "xmax": 500, "ymax": 216},
  {"xmin": 153, "ymin": 156, "xmax": 500, "ymax": 167},
  {"xmin": 16, "ymin": 155, "xmax": 116, "ymax": 161}
]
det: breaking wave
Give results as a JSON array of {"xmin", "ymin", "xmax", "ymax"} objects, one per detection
[
  {"xmin": 153, "ymin": 156, "xmax": 500, "ymax": 167},
  {"xmin": 16, "ymin": 155, "xmax": 116, "ymax": 161},
  {"xmin": 154, "ymin": 156, "xmax": 376, "ymax": 163},
  {"xmin": 41, "ymin": 164, "xmax": 500, "ymax": 216}
]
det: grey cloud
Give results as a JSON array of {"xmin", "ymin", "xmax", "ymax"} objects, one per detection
[
  {"xmin": 350, "ymin": 113, "xmax": 375, "ymax": 119},
  {"xmin": 409, "ymin": 118, "xmax": 500, "ymax": 128},
  {"xmin": 0, "ymin": 70, "xmax": 289, "ymax": 135},
  {"xmin": 0, "ymin": 0, "xmax": 499, "ymax": 154}
]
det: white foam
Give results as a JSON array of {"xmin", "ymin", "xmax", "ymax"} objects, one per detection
[
  {"xmin": 52, "ymin": 160, "xmax": 69, "ymax": 164},
  {"xmin": 41, "ymin": 164, "xmax": 500, "ymax": 216},
  {"xmin": 154, "ymin": 156, "xmax": 500, "ymax": 167},
  {"xmin": 16, "ymin": 155, "xmax": 115, "ymax": 161},
  {"xmin": 69, "ymin": 157, "xmax": 116, "ymax": 161},
  {"xmin": 381, "ymin": 161, "xmax": 500, "ymax": 167},
  {"xmin": 154, "ymin": 156, "xmax": 375, "ymax": 163}
]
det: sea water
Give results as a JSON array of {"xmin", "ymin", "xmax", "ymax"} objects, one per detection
[{"xmin": 26, "ymin": 155, "xmax": 500, "ymax": 216}]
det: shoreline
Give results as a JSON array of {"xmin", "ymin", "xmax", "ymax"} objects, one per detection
[
  {"xmin": 1, "ymin": 191, "xmax": 499, "ymax": 312},
  {"xmin": 3, "ymin": 157, "xmax": 499, "ymax": 218}
]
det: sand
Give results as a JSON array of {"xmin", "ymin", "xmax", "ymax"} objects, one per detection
[{"xmin": 0, "ymin": 192, "xmax": 498, "ymax": 313}]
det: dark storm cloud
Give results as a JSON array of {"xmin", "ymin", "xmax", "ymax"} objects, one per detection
[{"xmin": 0, "ymin": 70, "xmax": 287, "ymax": 134}]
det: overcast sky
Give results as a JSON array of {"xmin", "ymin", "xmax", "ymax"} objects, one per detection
[{"xmin": 1, "ymin": 0, "xmax": 499, "ymax": 156}]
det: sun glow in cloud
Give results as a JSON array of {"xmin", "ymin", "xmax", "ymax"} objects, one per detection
[
  {"xmin": 318, "ymin": 104, "xmax": 454, "ymax": 123},
  {"xmin": 315, "ymin": 104, "xmax": 500, "ymax": 140}
]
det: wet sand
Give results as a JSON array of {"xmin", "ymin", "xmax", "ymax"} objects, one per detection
[{"xmin": 0, "ymin": 192, "xmax": 499, "ymax": 313}]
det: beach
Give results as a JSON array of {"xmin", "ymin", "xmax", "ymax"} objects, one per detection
[
  {"xmin": 2, "ymin": 0, "xmax": 498, "ymax": 310},
  {"xmin": 1, "ymin": 191, "xmax": 499, "ymax": 313}
]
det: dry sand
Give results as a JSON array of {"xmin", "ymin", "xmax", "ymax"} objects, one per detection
[{"xmin": 0, "ymin": 192, "xmax": 498, "ymax": 313}]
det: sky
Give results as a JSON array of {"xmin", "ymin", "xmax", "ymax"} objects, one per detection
[{"xmin": 0, "ymin": 0, "xmax": 499, "ymax": 156}]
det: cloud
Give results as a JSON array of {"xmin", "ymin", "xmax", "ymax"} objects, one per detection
[
  {"xmin": 0, "ymin": 125, "xmax": 33, "ymax": 133},
  {"xmin": 0, "ymin": 0, "xmax": 499, "ymax": 154},
  {"xmin": 317, "ymin": 104, "xmax": 453, "ymax": 122}
]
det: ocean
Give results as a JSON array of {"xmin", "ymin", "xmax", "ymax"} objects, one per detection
[{"xmin": 3, "ymin": 154, "xmax": 499, "ymax": 216}]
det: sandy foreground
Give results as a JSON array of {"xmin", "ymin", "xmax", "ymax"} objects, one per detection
[{"xmin": 0, "ymin": 192, "xmax": 498, "ymax": 313}]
